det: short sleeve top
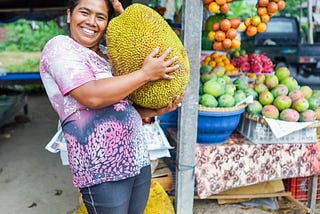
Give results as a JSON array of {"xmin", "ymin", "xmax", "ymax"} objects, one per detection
[{"xmin": 40, "ymin": 35, "xmax": 149, "ymax": 188}]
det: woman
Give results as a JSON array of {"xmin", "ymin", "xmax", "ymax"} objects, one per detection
[{"xmin": 39, "ymin": 0, "xmax": 183, "ymax": 213}]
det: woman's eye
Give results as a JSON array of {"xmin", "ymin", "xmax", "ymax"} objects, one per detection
[
  {"xmin": 97, "ymin": 16, "xmax": 107, "ymax": 21},
  {"xmin": 80, "ymin": 11, "xmax": 89, "ymax": 16}
]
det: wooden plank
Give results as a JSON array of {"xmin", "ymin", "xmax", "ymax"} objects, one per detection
[
  {"xmin": 285, "ymin": 195, "xmax": 311, "ymax": 213},
  {"xmin": 193, "ymin": 192, "xmax": 291, "ymax": 200}
]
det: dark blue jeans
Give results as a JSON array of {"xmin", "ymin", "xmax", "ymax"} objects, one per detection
[{"xmin": 80, "ymin": 165, "xmax": 151, "ymax": 214}]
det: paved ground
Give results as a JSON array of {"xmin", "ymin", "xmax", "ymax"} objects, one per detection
[{"xmin": 0, "ymin": 90, "xmax": 319, "ymax": 214}]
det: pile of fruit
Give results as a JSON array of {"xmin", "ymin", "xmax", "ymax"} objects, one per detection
[
  {"xmin": 199, "ymin": 65, "xmax": 252, "ymax": 108},
  {"xmin": 241, "ymin": 0, "xmax": 286, "ymax": 37},
  {"xmin": 208, "ymin": 16, "xmax": 241, "ymax": 51},
  {"xmin": 230, "ymin": 53, "xmax": 274, "ymax": 74},
  {"xmin": 200, "ymin": 51, "xmax": 239, "ymax": 76},
  {"xmin": 246, "ymin": 67, "xmax": 320, "ymax": 122},
  {"xmin": 203, "ymin": 0, "xmax": 232, "ymax": 14}
]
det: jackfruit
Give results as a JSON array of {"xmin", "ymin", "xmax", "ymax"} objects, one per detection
[
  {"xmin": 144, "ymin": 180, "xmax": 175, "ymax": 214},
  {"xmin": 106, "ymin": 3, "xmax": 190, "ymax": 109}
]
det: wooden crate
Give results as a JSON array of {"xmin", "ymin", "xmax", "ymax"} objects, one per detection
[{"xmin": 152, "ymin": 159, "xmax": 172, "ymax": 192}]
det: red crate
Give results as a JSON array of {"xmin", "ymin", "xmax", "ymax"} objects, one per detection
[{"xmin": 285, "ymin": 177, "xmax": 320, "ymax": 201}]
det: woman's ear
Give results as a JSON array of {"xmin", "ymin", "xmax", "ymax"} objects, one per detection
[{"xmin": 67, "ymin": 9, "xmax": 71, "ymax": 24}]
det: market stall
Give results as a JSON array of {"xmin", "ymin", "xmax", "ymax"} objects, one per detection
[{"xmin": 172, "ymin": 0, "xmax": 320, "ymax": 213}]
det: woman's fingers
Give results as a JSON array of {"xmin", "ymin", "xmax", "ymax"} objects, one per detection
[{"xmin": 110, "ymin": 0, "xmax": 124, "ymax": 14}]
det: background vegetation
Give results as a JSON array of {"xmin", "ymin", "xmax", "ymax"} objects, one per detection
[{"xmin": 0, "ymin": 19, "xmax": 66, "ymax": 72}]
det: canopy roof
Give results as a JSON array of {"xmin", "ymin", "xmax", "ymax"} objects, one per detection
[{"xmin": 0, "ymin": 0, "xmax": 68, "ymax": 22}]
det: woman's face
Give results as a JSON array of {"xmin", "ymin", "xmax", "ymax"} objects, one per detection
[{"xmin": 67, "ymin": 0, "xmax": 109, "ymax": 51}]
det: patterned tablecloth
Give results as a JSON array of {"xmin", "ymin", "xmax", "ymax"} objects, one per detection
[{"xmin": 167, "ymin": 128, "xmax": 320, "ymax": 199}]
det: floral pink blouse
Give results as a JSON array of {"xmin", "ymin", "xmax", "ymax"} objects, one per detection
[{"xmin": 40, "ymin": 35, "xmax": 149, "ymax": 188}]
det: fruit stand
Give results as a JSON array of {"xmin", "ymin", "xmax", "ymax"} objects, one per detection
[{"xmin": 172, "ymin": 0, "xmax": 320, "ymax": 213}]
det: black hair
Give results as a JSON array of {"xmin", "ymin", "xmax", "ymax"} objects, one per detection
[{"xmin": 67, "ymin": 0, "xmax": 115, "ymax": 21}]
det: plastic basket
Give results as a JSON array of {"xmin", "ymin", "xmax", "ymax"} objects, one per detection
[
  {"xmin": 285, "ymin": 177, "xmax": 320, "ymax": 201},
  {"xmin": 237, "ymin": 113, "xmax": 319, "ymax": 144}
]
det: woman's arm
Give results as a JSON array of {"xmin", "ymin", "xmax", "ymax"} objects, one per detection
[{"xmin": 69, "ymin": 47, "xmax": 179, "ymax": 109}]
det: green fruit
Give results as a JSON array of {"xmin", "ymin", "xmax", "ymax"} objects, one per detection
[
  {"xmin": 212, "ymin": 66, "xmax": 225, "ymax": 77},
  {"xmin": 299, "ymin": 109, "xmax": 317, "ymax": 122},
  {"xmin": 240, "ymin": 49, "xmax": 247, "ymax": 56},
  {"xmin": 221, "ymin": 74, "xmax": 231, "ymax": 84},
  {"xmin": 199, "ymin": 94, "xmax": 218, "ymax": 107},
  {"xmin": 275, "ymin": 67, "xmax": 290, "ymax": 81},
  {"xmin": 264, "ymin": 74, "xmax": 279, "ymax": 90},
  {"xmin": 308, "ymin": 96, "xmax": 320, "ymax": 110},
  {"xmin": 280, "ymin": 77, "xmax": 299, "ymax": 93},
  {"xmin": 246, "ymin": 100, "xmax": 263, "ymax": 115},
  {"xmin": 203, "ymin": 79, "xmax": 225, "ymax": 97},
  {"xmin": 106, "ymin": 4, "xmax": 190, "ymax": 108},
  {"xmin": 254, "ymin": 83, "xmax": 268, "ymax": 94},
  {"xmin": 201, "ymin": 31, "xmax": 213, "ymax": 50},
  {"xmin": 244, "ymin": 88, "xmax": 258, "ymax": 100},
  {"xmin": 262, "ymin": 104, "xmax": 279, "ymax": 119},
  {"xmin": 233, "ymin": 78, "xmax": 249, "ymax": 90},
  {"xmin": 201, "ymin": 71, "xmax": 217, "ymax": 83},
  {"xmin": 200, "ymin": 65, "xmax": 212, "ymax": 75},
  {"xmin": 216, "ymin": 77, "xmax": 227, "ymax": 85},
  {"xmin": 259, "ymin": 91, "xmax": 274, "ymax": 106},
  {"xmin": 234, "ymin": 90, "xmax": 246, "ymax": 104},
  {"xmin": 218, "ymin": 94, "xmax": 235, "ymax": 107},
  {"xmin": 292, "ymin": 98, "xmax": 309, "ymax": 113},
  {"xmin": 300, "ymin": 85, "xmax": 313, "ymax": 99},
  {"xmin": 271, "ymin": 84, "xmax": 289, "ymax": 97},
  {"xmin": 205, "ymin": 14, "xmax": 225, "ymax": 32},
  {"xmin": 199, "ymin": 81, "xmax": 204, "ymax": 96},
  {"xmin": 279, "ymin": 109, "xmax": 299, "ymax": 122},
  {"xmin": 273, "ymin": 95, "xmax": 292, "ymax": 111},
  {"xmin": 225, "ymin": 84, "xmax": 236, "ymax": 96}
]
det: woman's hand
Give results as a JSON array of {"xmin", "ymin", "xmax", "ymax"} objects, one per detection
[
  {"xmin": 110, "ymin": 0, "xmax": 124, "ymax": 14},
  {"xmin": 155, "ymin": 92, "xmax": 184, "ymax": 116},
  {"xmin": 140, "ymin": 47, "xmax": 179, "ymax": 82},
  {"xmin": 135, "ymin": 92, "xmax": 185, "ymax": 119}
]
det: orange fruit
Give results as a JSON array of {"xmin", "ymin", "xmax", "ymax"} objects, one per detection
[
  {"xmin": 219, "ymin": 3, "xmax": 230, "ymax": 14},
  {"xmin": 257, "ymin": 7, "xmax": 268, "ymax": 16},
  {"xmin": 223, "ymin": 38, "xmax": 232, "ymax": 50},
  {"xmin": 210, "ymin": 52, "xmax": 219, "ymax": 59},
  {"xmin": 214, "ymin": 30, "xmax": 226, "ymax": 42},
  {"xmin": 203, "ymin": 0, "xmax": 213, "ymax": 4},
  {"xmin": 212, "ymin": 22, "xmax": 220, "ymax": 31},
  {"xmin": 216, "ymin": 0, "xmax": 226, "ymax": 5},
  {"xmin": 246, "ymin": 25, "xmax": 257, "ymax": 37},
  {"xmin": 213, "ymin": 41, "xmax": 223, "ymax": 51},
  {"xmin": 231, "ymin": 39, "xmax": 241, "ymax": 49},
  {"xmin": 208, "ymin": 2, "xmax": 220, "ymax": 14},
  {"xmin": 257, "ymin": 22, "xmax": 267, "ymax": 33},
  {"xmin": 267, "ymin": 2, "xmax": 278, "ymax": 14},
  {"xmin": 230, "ymin": 17, "xmax": 241, "ymax": 29},
  {"xmin": 261, "ymin": 14, "xmax": 270, "ymax": 23},
  {"xmin": 277, "ymin": 0, "xmax": 286, "ymax": 10},
  {"xmin": 258, "ymin": 0, "xmax": 269, "ymax": 7},
  {"xmin": 244, "ymin": 17, "xmax": 252, "ymax": 27},
  {"xmin": 226, "ymin": 28, "xmax": 237, "ymax": 39},
  {"xmin": 220, "ymin": 19, "xmax": 231, "ymax": 32}
]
